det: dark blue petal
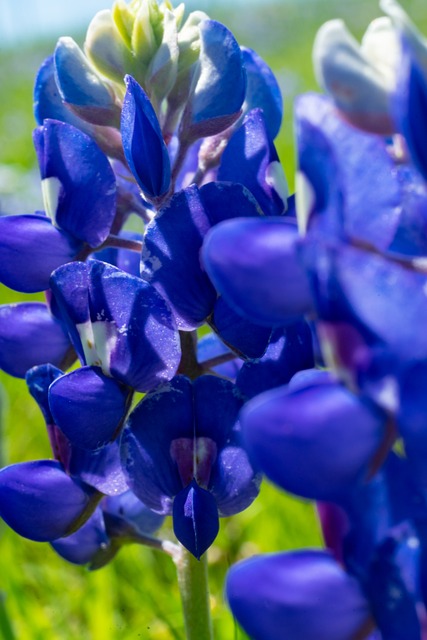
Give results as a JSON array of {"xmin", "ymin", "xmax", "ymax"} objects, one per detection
[
  {"xmin": 226, "ymin": 550, "xmax": 372, "ymax": 640},
  {"xmin": 26, "ymin": 363, "xmax": 63, "ymax": 424},
  {"xmin": 0, "ymin": 460, "xmax": 93, "ymax": 542},
  {"xmin": 211, "ymin": 296, "xmax": 272, "ymax": 360},
  {"xmin": 103, "ymin": 491, "xmax": 164, "ymax": 536},
  {"xmin": 398, "ymin": 361, "xmax": 427, "ymax": 491},
  {"xmin": 0, "ymin": 303, "xmax": 71, "ymax": 378},
  {"xmin": 51, "ymin": 507, "xmax": 109, "ymax": 565},
  {"xmin": 68, "ymin": 440, "xmax": 128, "ymax": 496},
  {"xmin": 241, "ymin": 47, "xmax": 283, "ymax": 139},
  {"xmin": 34, "ymin": 119, "xmax": 116, "ymax": 247},
  {"xmin": 121, "ymin": 75, "xmax": 171, "ymax": 198},
  {"xmin": 54, "ymin": 37, "xmax": 121, "ymax": 127},
  {"xmin": 203, "ymin": 217, "xmax": 313, "ymax": 326},
  {"xmin": 186, "ymin": 20, "xmax": 246, "ymax": 137},
  {"xmin": 121, "ymin": 376, "xmax": 194, "ymax": 513},
  {"xmin": 0, "ymin": 215, "xmax": 82, "ymax": 293},
  {"xmin": 141, "ymin": 185, "xmax": 216, "ymax": 329},
  {"xmin": 34, "ymin": 56, "xmax": 93, "ymax": 133},
  {"xmin": 199, "ymin": 180, "xmax": 262, "ymax": 225},
  {"xmin": 241, "ymin": 380, "xmax": 387, "ymax": 502},
  {"xmin": 173, "ymin": 479, "xmax": 219, "ymax": 559},
  {"xmin": 93, "ymin": 231, "xmax": 142, "ymax": 277},
  {"xmin": 218, "ymin": 108, "xmax": 287, "ymax": 216},
  {"xmin": 237, "ymin": 321, "xmax": 314, "ymax": 399},
  {"xmin": 49, "ymin": 366, "xmax": 130, "ymax": 449}
]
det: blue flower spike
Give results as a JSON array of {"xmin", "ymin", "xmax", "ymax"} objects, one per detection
[
  {"xmin": 121, "ymin": 375, "xmax": 261, "ymax": 558},
  {"xmin": 121, "ymin": 75, "xmax": 171, "ymax": 200}
]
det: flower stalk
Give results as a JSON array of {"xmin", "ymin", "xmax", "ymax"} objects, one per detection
[{"xmin": 175, "ymin": 546, "xmax": 214, "ymax": 640}]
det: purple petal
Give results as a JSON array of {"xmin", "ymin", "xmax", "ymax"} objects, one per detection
[
  {"xmin": 0, "ymin": 302, "xmax": 71, "ymax": 378},
  {"xmin": 226, "ymin": 550, "xmax": 372, "ymax": 640},
  {"xmin": 49, "ymin": 366, "xmax": 130, "ymax": 450},
  {"xmin": 0, "ymin": 460, "xmax": 93, "ymax": 542},
  {"xmin": 173, "ymin": 479, "xmax": 219, "ymax": 559},
  {"xmin": 34, "ymin": 119, "xmax": 116, "ymax": 247},
  {"xmin": 197, "ymin": 332, "xmax": 243, "ymax": 380},
  {"xmin": 0, "ymin": 215, "xmax": 81, "ymax": 293},
  {"xmin": 26, "ymin": 363, "xmax": 63, "ymax": 425},
  {"xmin": 121, "ymin": 76, "xmax": 171, "ymax": 198},
  {"xmin": 218, "ymin": 108, "xmax": 287, "ymax": 216},
  {"xmin": 241, "ymin": 380, "xmax": 387, "ymax": 502},
  {"xmin": 203, "ymin": 217, "xmax": 313, "ymax": 326},
  {"xmin": 103, "ymin": 491, "xmax": 164, "ymax": 536},
  {"xmin": 51, "ymin": 507, "xmax": 109, "ymax": 565},
  {"xmin": 241, "ymin": 47, "xmax": 283, "ymax": 139},
  {"xmin": 185, "ymin": 20, "xmax": 246, "ymax": 138}
]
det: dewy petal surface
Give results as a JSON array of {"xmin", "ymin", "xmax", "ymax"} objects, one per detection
[
  {"xmin": 0, "ymin": 214, "xmax": 81, "ymax": 293},
  {"xmin": 226, "ymin": 550, "xmax": 372, "ymax": 640},
  {"xmin": 203, "ymin": 217, "xmax": 313, "ymax": 326},
  {"xmin": 0, "ymin": 303, "xmax": 71, "ymax": 378},
  {"xmin": 0, "ymin": 460, "xmax": 92, "ymax": 542},
  {"xmin": 241, "ymin": 380, "xmax": 387, "ymax": 502}
]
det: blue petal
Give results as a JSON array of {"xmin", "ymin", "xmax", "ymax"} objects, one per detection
[
  {"xmin": 0, "ymin": 303, "xmax": 71, "ymax": 378},
  {"xmin": 241, "ymin": 47, "xmax": 283, "ymax": 139},
  {"xmin": 103, "ymin": 491, "xmax": 164, "ymax": 536},
  {"xmin": 0, "ymin": 460, "xmax": 93, "ymax": 542},
  {"xmin": 211, "ymin": 296, "xmax": 272, "ymax": 360},
  {"xmin": 241, "ymin": 380, "xmax": 387, "ymax": 502},
  {"xmin": 226, "ymin": 550, "xmax": 372, "ymax": 640},
  {"xmin": 121, "ymin": 76, "xmax": 171, "ymax": 198},
  {"xmin": 54, "ymin": 37, "xmax": 121, "ymax": 127},
  {"xmin": 34, "ymin": 119, "xmax": 116, "ymax": 247},
  {"xmin": 141, "ymin": 185, "xmax": 216, "ymax": 329},
  {"xmin": 68, "ymin": 440, "xmax": 128, "ymax": 496},
  {"xmin": 49, "ymin": 366, "xmax": 130, "ymax": 449},
  {"xmin": 186, "ymin": 20, "xmax": 246, "ymax": 137},
  {"xmin": 218, "ymin": 108, "xmax": 287, "ymax": 216},
  {"xmin": 51, "ymin": 260, "xmax": 181, "ymax": 391},
  {"xmin": 51, "ymin": 507, "xmax": 109, "ymax": 565},
  {"xmin": 121, "ymin": 376, "xmax": 194, "ymax": 513},
  {"xmin": 26, "ymin": 363, "xmax": 63, "ymax": 424},
  {"xmin": 194, "ymin": 375, "xmax": 260, "ymax": 516},
  {"xmin": 93, "ymin": 230, "xmax": 142, "ymax": 277},
  {"xmin": 0, "ymin": 214, "xmax": 82, "ymax": 293},
  {"xmin": 398, "ymin": 361, "xmax": 427, "ymax": 491},
  {"xmin": 236, "ymin": 321, "xmax": 314, "ymax": 399},
  {"xmin": 392, "ymin": 40, "xmax": 427, "ymax": 182},
  {"xmin": 34, "ymin": 56, "xmax": 93, "ymax": 133},
  {"xmin": 203, "ymin": 217, "xmax": 313, "ymax": 326},
  {"xmin": 173, "ymin": 479, "xmax": 219, "ymax": 559}
]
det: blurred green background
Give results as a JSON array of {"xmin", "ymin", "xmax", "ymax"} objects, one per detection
[{"xmin": 0, "ymin": 1, "xmax": 425, "ymax": 638}]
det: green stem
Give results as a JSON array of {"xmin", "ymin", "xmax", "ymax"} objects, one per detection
[{"xmin": 175, "ymin": 547, "xmax": 214, "ymax": 640}]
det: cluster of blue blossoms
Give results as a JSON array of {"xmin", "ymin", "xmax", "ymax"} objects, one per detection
[{"xmin": 1, "ymin": 0, "xmax": 427, "ymax": 637}]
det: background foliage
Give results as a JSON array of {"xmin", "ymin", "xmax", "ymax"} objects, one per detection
[{"xmin": 0, "ymin": 1, "xmax": 425, "ymax": 638}]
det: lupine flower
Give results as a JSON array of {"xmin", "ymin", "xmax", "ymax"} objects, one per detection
[{"xmin": 121, "ymin": 374, "xmax": 261, "ymax": 558}]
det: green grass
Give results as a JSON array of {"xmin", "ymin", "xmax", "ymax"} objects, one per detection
[{"xmin": 1, "ymin": 0, "xmax": 427, "ymax": 637}]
